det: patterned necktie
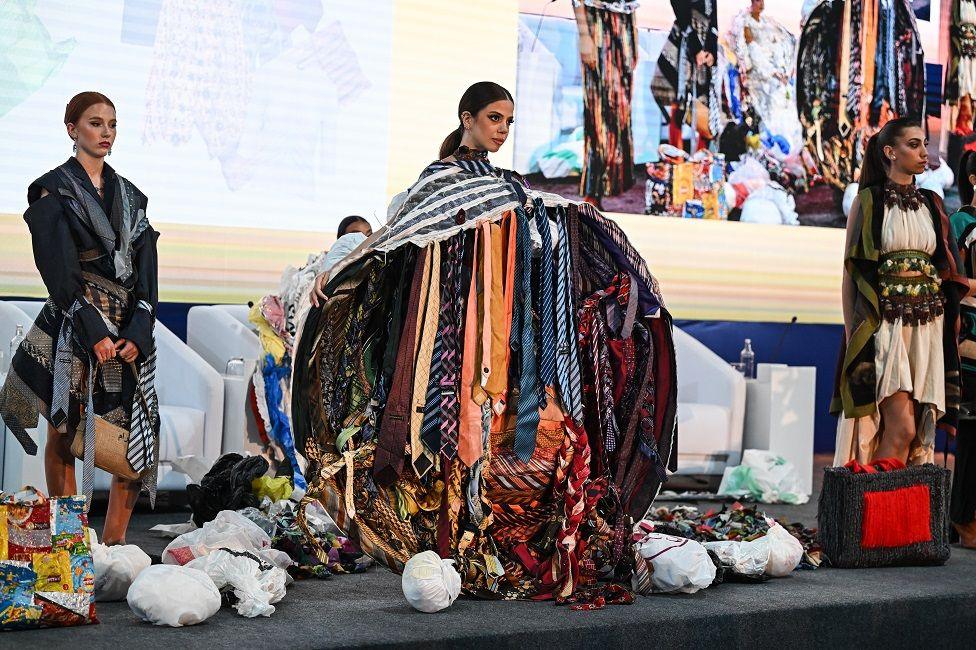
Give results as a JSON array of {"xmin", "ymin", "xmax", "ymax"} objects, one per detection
[
  {"xmin": 438, "ymin": 233, "xmax": 466, "ymax": 459},
  {"xmin": 533, "ymin": 199, "xmax": 556, "ymax": 408},
  {"xmin": 374, "ymin": 247, "xmax": 427, "ymax": 486},
  {"xmin": 411, "ymin": 243, "xmax": 440, "ymax": 477},
  {"xmin": 513, "ymin": 208, "xmax": 540, "ymax": 462},
  {"xmin": 554, "ymin": 211, "xmax": 584, "ymax": 424}
]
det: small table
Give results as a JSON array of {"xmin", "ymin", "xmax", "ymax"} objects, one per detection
[{"xmin": 743, "ymin": 363, "xmax": 817, "ymax": 495}]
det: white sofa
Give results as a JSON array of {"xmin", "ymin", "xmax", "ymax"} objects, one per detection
[
  {"xmin": 0, "ymin": 300, "xmax": 223, "ymax": 493},
  {"xmin": 186, "ymin": 305, "xmax": 267, "ymax": 455},
  {"xmin": 672, "ymin": 327, "xmax": 747, "ymax": 477}
]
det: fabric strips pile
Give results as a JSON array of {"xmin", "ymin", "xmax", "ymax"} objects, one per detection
[
  {"xmin": 797, "ymin": 0, "xmax": 925, "ymax": 190},
  {"xmin": 293, "ymin": 161, "xmax": 678, "ymax": 602}
]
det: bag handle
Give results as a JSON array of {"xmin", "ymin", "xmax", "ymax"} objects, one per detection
[{"xmin": 844, "ymin": 457, "xmax": 907, "ymax": 474}]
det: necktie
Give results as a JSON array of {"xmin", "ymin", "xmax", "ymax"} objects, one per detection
[
  {"xmin": 484, "ymin": 214, "xmax": 516, "ymax": 412},
  {"xmin": 513, "ymin": 208, "xmax": 540, "ymax": 462},
  {"xmin": 554, "ymin": 211, "xmax": 584, "ymax": 424},
  {"xmin": 459, "ymin": 228, "xmax": 484, "ymax": 467},
  {"xmin": 374, "ymin": 247, "xmax": 427, "ymax": 486},
  {"xmin": 411, "ymin": 243, "xmax": 440, "ymax": 477},
  {"xmin": 438, "ymin": 233, "xmax": 466, "ymax": 459},
  {"xmin": 533, "ymin": 199, "xmax": 557, "ymax": 408},
  {"xmin": 473, "ymin": 220, "xmax": 493, "ymax": 406}
]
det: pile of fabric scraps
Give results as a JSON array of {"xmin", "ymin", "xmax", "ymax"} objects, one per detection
[
  {"xmin": 293, "ymin": 156, "xmax": 678, "ymax": 602},
  {"xmin": 645, "ymin": 145, "xmax": 733, "ymax": 220},
  {"xmin": 642, "ymin": 503, "xmax": 822, "ymax": 570}
]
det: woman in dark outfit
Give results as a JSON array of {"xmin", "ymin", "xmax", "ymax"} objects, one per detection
[
  {"xmin": 0, "ymin": 92, "xmax": 160, "ymax": 544},
  {"xmin": 950, "ymin": 151, "xmax": 976, "ymax": 547}
]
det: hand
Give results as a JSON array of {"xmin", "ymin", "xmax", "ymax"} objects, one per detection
[
  {"xmin": 93, "ymin": 337, "xmax": 117, "ymax": 364},
  {"xmin": 310, "ymin": 272, "xmax": 329, "ymax": 308},
  {"xmin": 695, "ymin": 51, "xmax": 714, "ymax": 67},
  {"xmin": 115, "ymin": 338, "xmax": 140, "ymax": 364},
  {"xmin": 578, "ymin": 35, "xmax": 597, "ymax": 69}
]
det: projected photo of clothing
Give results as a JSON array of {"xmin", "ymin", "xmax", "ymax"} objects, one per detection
[{"xmin": 575, "ymin": 0, "xmax": 639, "ymax": 200}]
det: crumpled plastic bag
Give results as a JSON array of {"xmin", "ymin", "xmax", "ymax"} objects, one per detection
[
  {"xmin": 127, "ymin": 564, "xmax": 222, "ymax": 627},
  {"xmin": 727, "ymin": 157, "xmax": 770, "ymax": 200},
  {"xmin": 163, "ymin": 510, "xmax": 272, "ymax": 566},
  {"xmin": 632, "ymin": 532, "xmax": 716, "ymax": 594},
  {"xmin": 187, "ymin": 548, "xmax": 288, "ymax": 618},
  {"xmin": 91, "ymin": 539, "xmax": 152, "ymax": 601},
  {"xmin": 401, "ymin": 551, "xmax": 462, "ymax": 613},
  {"xmin": 740, "ymin": 184, "xmax": 799, "ymax": 225},
  {"xmin": 252, "ymin": 476, "xmax": 293, "ymax": 503},
  {"xmin": 762, "ymin": 520, "xmax": 804, "ymax": 577},
  {"xmin": 718, "ymin": 449, "xmax": 810, "ymax": 504},
  {"xmin": 702, "ymin": 539, "xmax": 769, "ymax": 578},
  {"xmin": 187, "ymin": 453, "xmax": 270, "ymax": 527}
]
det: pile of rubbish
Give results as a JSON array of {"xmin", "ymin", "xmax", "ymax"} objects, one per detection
[
  {"xmin": 116, "ymin": 453, "xmax": 371, "ymax": 626},
  {"xmin": 645, "ymin": 146, "xmax": 734, "ymax": 219}
]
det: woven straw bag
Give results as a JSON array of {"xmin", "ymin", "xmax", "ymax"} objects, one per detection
[
  {"xmin": 70, "ymin": 362, "xmax": 145, "ymax": 481},
  {"xmin": 818, "ymin": 462, "xmax": 951, "ymax": 568}
]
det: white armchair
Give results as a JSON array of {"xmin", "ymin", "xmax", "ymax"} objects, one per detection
[
  {"xmin": 186, "ymin": 305, "xmax": 266, "ymax": 456},
  {"xmin": 673, "ymin": 327, "xmax": 747, "ymax": 476},
  {"xmin": 0, "ymin": 301, "xmax": 223, "ymax": 492}
]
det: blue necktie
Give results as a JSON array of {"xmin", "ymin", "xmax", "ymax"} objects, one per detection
[
  {"xmin": 533, "ymin": 198, "xmax": 556, "ymax": 408},
  {"xmin": 513, "ymin": 208, "xmax": 540, "ymax": 462},
  {"xmin": 554, "ymin": 210, "xmax": 584, "ymax": 424}
]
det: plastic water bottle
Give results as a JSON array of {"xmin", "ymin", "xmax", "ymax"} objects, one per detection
[
  {"xmin": 739, "ymin": 338, "xmax": 755, "ymax": 379},
  {"xmin": 9, "ymin": 324, "xmax": 25, "ymax": 363}
]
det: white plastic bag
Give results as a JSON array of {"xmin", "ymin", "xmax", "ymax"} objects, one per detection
[
  {"xmin": 401, "ymin": 550, "xmax": 462, "ymax": 613},
  {"xmin": 187, "ymin": 549, "xmax": 288, "ymax": 618},
  {"xmin": 163, "ymin": 510, "xmax": 271, "ymax": 565},
  {"xmin": 762, "ymin": 521, "xmax": 804, "ymax": 577},
  {"xmin": 127, "ymin": 564, "xmax": 222, "ymax": 627},
  {"xmin": 92, "ymin": 542, "xmax": 152, "ymax": 601},
  {"xmin": 702, "ymin": 539, "xmax": 769, "ymax": 577},
  {"xmin": 632, "ymin": 532, "xmax": 716, "ymax": 594},
  {"xmin": 717, "ymin": 449, "xmax": 810, "ymax": 504}
]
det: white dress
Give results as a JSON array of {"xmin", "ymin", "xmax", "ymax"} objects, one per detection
[{"xmin": 834, "ymin": 202, "xmax": 944, "ymax": 466}]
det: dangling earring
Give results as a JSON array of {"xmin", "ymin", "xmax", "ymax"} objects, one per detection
[
  {"xmin": 107, "ymin": 148, "xmax": 112, "ymax": 156},
  {"xmin": 72, "ymin": 142, "xmax": 77, "ymax": 153}
]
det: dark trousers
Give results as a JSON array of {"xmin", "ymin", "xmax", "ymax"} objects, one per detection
[{"xmin": 952, "ymin": 418, "xmax": 976, "ymax": 525}]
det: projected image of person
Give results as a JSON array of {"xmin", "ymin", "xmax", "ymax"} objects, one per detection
[
  {"xmin": 832, "ymin": 119, "xmax": 973, "ymax": 468},
  {"xmin": 573, "ymin": 0, "xmax": 639, "ymax": 208},
  {"xmin": 651, "ymin": 0, "xmax": 718, "ymax": 149},
  {"xmin": 948, "ymin": 152, "xmax": 976, "ymax": 548},
  {"xmin": 726, "ymin": 0, "xmax": 803, "ymax": 157},
  {"xmin": 0, "ymin": 92, "xmax": 160, "ymax": 545}
]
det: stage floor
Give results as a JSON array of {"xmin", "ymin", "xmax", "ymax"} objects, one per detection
[{"xmin": 12, "ymin": 457, "xmax": 976, "ymax": 649}]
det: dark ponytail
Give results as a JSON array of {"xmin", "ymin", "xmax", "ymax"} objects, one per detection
[
  {"xmin": 959, "ymin": 150, "xmax": 976, "ymax": 206},
  {"xmin": 439, "ymin": 125, "xmax": 465, "ymax": 161},
  {"xmin": 438, "ymin": 81, "xmax": 514, "ymax": 159},
  {"xmin": 858, "ymin": 116, "xmax": 923, "ymax": 190}
]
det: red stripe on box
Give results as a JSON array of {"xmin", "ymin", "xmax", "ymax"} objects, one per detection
[{"xmin": 861, "ymin": 485, "xmax": 933, "ymax": 549}]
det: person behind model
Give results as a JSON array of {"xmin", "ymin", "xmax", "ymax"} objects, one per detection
[
  {"xmin": 0, "ymin": 92, "xmax": 160, "ymax": 544},
  {"xmin": 833, "ymin": 117, "xmax": 974, "ymax": 467},
  {"xmin": 947, "ymin": 150, "xmax": 976, "ymax": 547}
]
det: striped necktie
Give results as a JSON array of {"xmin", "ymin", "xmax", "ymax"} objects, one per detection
[
  {"xmin": 554, "ymin": 211, "xmax": 584, "ymax": 424},
  {"xmin": 513, "ymin": 208, "xmax": 540, "ymax": 462},
  {"xmin": 438, "ymin": 233, "xmax": 466, "ymax": 459},
  {"xmin": 532, "ymin": 199, "xmax": 556, "ymax": 408}
]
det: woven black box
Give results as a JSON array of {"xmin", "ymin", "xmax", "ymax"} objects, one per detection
[{"xmin": 817, "ymin": 464, "xmax": 951, "ymax": 568}]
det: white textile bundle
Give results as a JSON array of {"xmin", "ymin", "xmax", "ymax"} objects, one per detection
[
  {"xmin": 401, "ymin": 550, "xmax": 462, "ymax": 613},
  {"xmin": 127, "ymin": 564, "xmax": 222, "ymax": 627}
]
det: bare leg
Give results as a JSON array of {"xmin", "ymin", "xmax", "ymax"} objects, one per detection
[
  {"xmin": 44, "ymin": 422, "xmax": 76, "ymax": 497},
  {"xmin": 874, "ymin": 391, "xmax": 917, "ymax": 463},
  {"xmin": 102, "ymin": 476, "xmax": 141, "ymax": 545}
]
